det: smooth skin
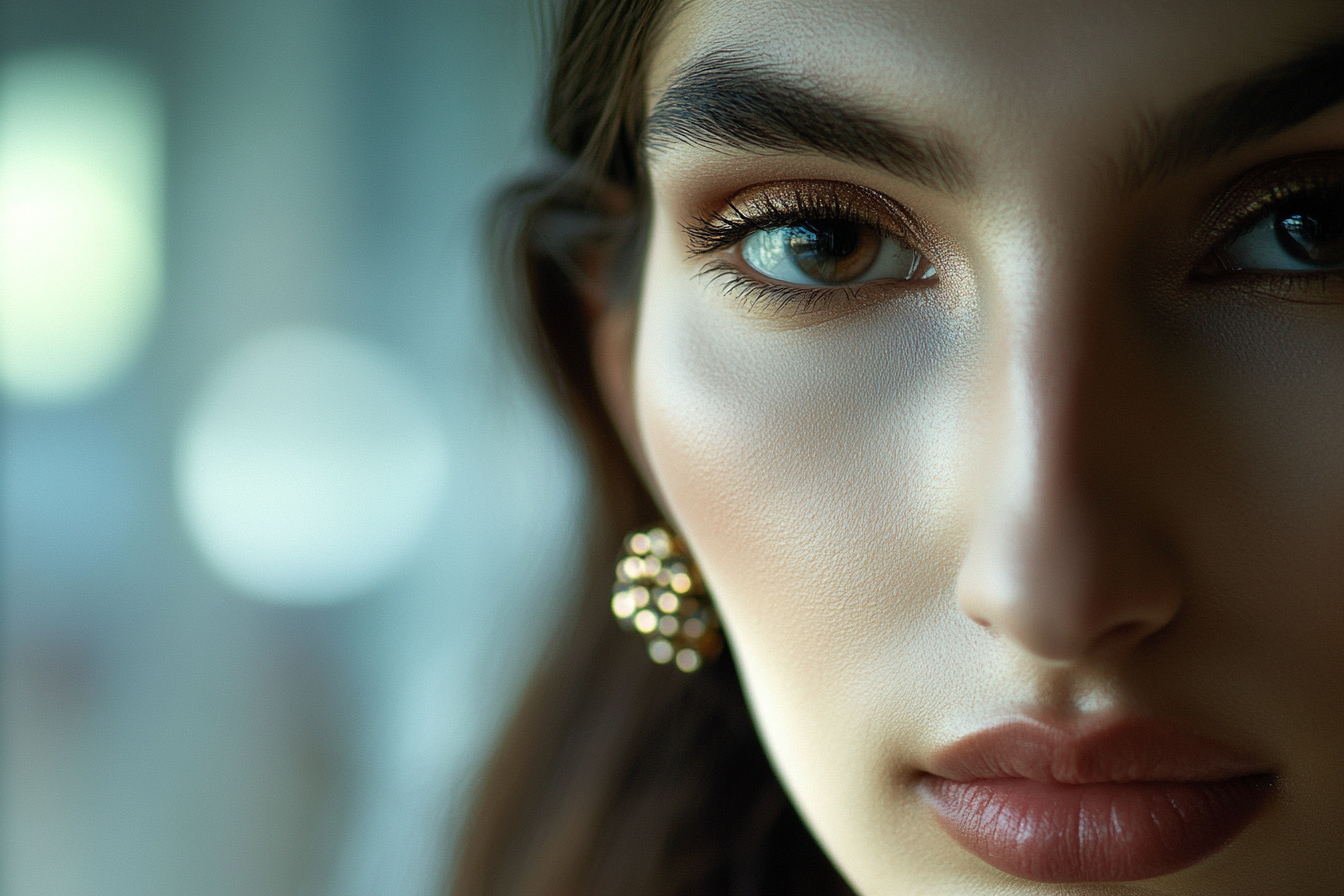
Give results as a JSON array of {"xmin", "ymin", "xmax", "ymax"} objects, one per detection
[{"xmin": 593, "ymin": 1, "xmax": 1344, "ymax": 892}]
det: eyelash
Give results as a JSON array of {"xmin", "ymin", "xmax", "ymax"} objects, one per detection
[
  {"xmin": 683, "ymin": 163, "xmax": 1344, "ymax": 315},
  {"xmin": 1200, "ymin": 170, "xmax": 1344, "ymax": 290},
  {"xmin": 682, "ymin": 186, "xmax": 920, "ymax": 314}
]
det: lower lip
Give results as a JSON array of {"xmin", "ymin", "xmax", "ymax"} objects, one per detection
[{"xmin": 919, "ymin": 774, "xmax": 1275, "ymax": 882}]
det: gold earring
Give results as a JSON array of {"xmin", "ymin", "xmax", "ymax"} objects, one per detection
[{"xmin": 611, "ymin": 525, "xmax": 722, "ymax": 672}]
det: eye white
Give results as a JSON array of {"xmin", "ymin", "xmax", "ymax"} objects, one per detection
[{"xmin": 739, "ymin": 226, "xmax": 931, "ymax": 285}]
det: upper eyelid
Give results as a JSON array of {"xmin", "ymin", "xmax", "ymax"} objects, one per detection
[
  {"xmin": 1200, "ymin": 154, "xmax": 1344, "ymax": 241},
  {"xmin": 682, "ymin": 159, "xmax": 1344, "ymax": 253},
  {"xmin": 680, "ymin": 181, "xmax": 920, "ymax": 256},
  {"xmin": 1199, "ymin": 177, "xmax": 1343, "ymax": 273},
  {"xmin": 1226, "ymin": 179, "xmax": 1335, "ymax": 233}
]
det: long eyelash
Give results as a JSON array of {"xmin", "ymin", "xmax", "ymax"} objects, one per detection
[
  {"xmin": 682, "ymin": 185, "xmax": 892, "ymax": 257},
  {"xmin": 695, "ymin": 259, "xmax": 867, "ymax": 314}
]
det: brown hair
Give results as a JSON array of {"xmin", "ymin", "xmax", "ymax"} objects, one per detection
[{"xmin": 447, "ymin": 2, "xmax": 854, "ymax": 894}]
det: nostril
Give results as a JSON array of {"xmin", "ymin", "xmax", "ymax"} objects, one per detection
[
  {"xmin": 1106, "ymin": 621, "xmax": 1146, "ymax": 640},
  {"xmin": 1091, "ymin": 618, "xmax": 1160, "ymax": 654}
]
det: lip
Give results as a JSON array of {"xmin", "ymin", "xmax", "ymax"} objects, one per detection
[{"xmin": 917, "ymin": 718, "xmax": 1276, "ymax": 883}]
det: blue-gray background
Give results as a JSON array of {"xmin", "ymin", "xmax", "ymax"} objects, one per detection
[{"xmin": 1, "ymin": 0, "xmax": 581, "ymax": 893}]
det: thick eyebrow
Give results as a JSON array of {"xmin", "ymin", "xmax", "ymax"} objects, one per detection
[
  {"xmin": 644, "ymin": 50, "xmax": 972, "ymax": 192},
  {"xmin": 1117, "ymin": 38, "xmax": 1344, "ymax": 192}
]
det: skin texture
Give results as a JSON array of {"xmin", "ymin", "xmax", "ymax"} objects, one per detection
[{"xmin": 593, "ymin": 1, "xmax": 1344, "ymax": 892}]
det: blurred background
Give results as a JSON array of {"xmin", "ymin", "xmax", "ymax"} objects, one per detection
[{"xmin": 0, "ymin": 1, "xmax": 584, "ymax": 894}]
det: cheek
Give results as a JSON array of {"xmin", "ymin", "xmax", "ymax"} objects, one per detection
[
  {"xmin": 1148, "ymin": 304, "xmax": 1344, "ymax": 754},
  {"xmin": 631, "ymin": 224, "xmax": 983, "ymax": 833},
  {"xmin": 629, "ymin": 210, "xmax": 1344, "ymax": 888}
]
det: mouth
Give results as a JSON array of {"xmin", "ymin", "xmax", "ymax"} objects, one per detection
[{"xmin": 916, "ymin": 718, "xmax": 1276, "ymax": 883}]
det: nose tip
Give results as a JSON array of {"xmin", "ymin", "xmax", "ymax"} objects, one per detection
[
  {"xmin": 953, "ymin": 252, "xmax": 1185, "ymax": 663},
  {"xmin": 956, "ymin": 502, "xmax": 1182, "ymax": 663}
]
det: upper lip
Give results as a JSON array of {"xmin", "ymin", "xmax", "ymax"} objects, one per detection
[{"xmin": 924, "ymin": 716, "xmax": 1271, "ymax": 785}]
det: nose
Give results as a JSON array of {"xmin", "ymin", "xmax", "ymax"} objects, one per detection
[{"xmin": 954, "ymin": 280, "xmax": 1182, "ymax": 664}]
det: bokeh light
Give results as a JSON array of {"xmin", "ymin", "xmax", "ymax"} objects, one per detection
[
  {"xmin": 175, "ymin": 326, "xmax": 450, "ymax": 603},
  {"xmin": 0, "ymin": 48, "xmax": 163, "ymax": 403},
  {"xmin": 4, "ymin": 4, "xmax": 568, "ymax": 892}
]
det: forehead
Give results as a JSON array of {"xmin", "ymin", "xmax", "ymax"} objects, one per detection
[{"xmin": 650, "ymin": 0, "xmax": 1343, "ymax": 169}]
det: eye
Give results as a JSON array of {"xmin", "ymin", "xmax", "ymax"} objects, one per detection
[
  {"xmin": 1217, "ymin": 191, "xmax": 1344, "ymax": 272},
  {"xmin": 740, "ymin": 219, "xmax": 934, "ymax": 286}
]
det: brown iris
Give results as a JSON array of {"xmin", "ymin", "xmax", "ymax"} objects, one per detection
[{"xmin": 786, "ymin": 220, "xmax": 881, "ymax": 283}]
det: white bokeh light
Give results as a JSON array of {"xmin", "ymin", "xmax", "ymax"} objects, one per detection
[
  {"xmin": 0, "ymin": 48, "xmax": 163, "ymax": 403},
  {"xmin": 176, "ymin": 327, "xmax": 450, "ymax": 604}
]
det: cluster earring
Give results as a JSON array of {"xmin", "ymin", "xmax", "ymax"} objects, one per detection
[{"xmin": 611, "ymin": 525, "xmax": 722, "ymax": 672}]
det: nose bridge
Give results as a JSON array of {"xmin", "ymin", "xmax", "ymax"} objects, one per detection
[
  {"xmin": 955, "ymin": 239, "xmax": 1180, "ymax": 663},
  {"xmin": 995, "ymin": 264, "xmax": 1084, "ymax": 535}
]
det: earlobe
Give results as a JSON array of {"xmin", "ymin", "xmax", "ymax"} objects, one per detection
[{"xmin": 591, "ymin": 301, "xmax": 657, "ymax": 487}]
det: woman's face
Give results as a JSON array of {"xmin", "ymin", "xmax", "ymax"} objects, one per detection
[{"xmin": 601, "ymin": 0, "xmax": 1344, "ymax": 891}]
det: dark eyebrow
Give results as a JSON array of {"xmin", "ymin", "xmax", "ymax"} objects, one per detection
[
  {"xmin": 644, "ymin": 50, "xmax": 972, "ymax": 192},
  {"xmin": 1117, "ymin": 38, "xmax": 1344, "ymax": 192}
]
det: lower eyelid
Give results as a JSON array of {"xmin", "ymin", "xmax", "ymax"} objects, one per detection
[
  {"xmin": 698, "ymin": 250, "xmax": 938, "ymax": 320},
  {"xmin": 700, "ymin": 262, "xmax": 869, "ymax": 317}
]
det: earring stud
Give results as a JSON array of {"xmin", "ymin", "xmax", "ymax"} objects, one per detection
[{"xmin": 611, "ymin": 525, "xmax": 721, "ymax": 672}]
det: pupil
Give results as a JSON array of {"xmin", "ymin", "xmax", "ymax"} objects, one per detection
[
  {"xmin": 790, "ymin": 221, "xmax": 860, "ymax": 259},
  {"xmin": 1275, "ymin": 203, "xmax": 1344, "ymax": 266}
]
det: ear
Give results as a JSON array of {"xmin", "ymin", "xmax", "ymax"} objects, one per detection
[{"xmin": 590, "ymin": 300, "xmax": 657, "ymax": 488}]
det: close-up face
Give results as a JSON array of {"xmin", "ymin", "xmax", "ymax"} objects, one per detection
[{"xmin": 600, "ymin": 0, "xmax": 1344, "ymax": 892}]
